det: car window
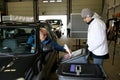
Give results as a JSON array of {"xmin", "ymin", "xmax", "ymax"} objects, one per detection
[
  {"xmin": 0, "ymin": 27, "xmax": 36, "ymax": 55},
  {"xmin": 46, "ymin": 19, "xmax": 62, "ymax": 25}
]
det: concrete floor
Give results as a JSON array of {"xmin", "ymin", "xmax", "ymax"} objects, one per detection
[{"xmin": 49, "ymin": 36, "xmax": 120, "ymax": 80}]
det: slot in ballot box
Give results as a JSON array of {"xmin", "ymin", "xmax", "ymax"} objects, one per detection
[
  {"xmin": 57, "ymin": 63, "xmax": 108, "ymax": 80},
  {"xmin": 61, "ymin": 48, "xmax": 89, "ymax": 63}
]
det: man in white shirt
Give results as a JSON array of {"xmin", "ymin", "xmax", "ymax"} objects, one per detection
[{"xmin": 80, "ymin": 8, "xmax": 109, "ymax": 65}]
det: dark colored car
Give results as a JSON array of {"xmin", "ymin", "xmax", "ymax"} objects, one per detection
[
  {"xmin": 45, "ymin": 19, "xmax": 63, "ymax": 38},
  {"xmin": 0, "ymin": 22, "xmax": 58, "ymax": 80}
]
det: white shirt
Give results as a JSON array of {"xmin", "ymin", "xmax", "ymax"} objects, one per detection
[
  {"xmin": 92, "ymin": 12, "xmax": 101, "ymax": 19},
  {"xmin": 67, "ymin": 22, "xmax": 71, "ymax": 29},
  {"xmin": 87, "ymin": 18, "xmax": 108, "ymax": 56}
]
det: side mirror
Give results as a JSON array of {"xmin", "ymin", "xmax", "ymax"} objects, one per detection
[{"xmin": 61, "ymin": 24, "xmax": 63, "ymax": 26}]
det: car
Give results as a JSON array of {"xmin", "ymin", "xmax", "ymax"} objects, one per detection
[
  {"xmin": 0, "ymin": 22, "xmax": 58, "ymax": 80},
  {"xmin": 45, "ymin": 19, "xmax": 63, "ymax": 38}
]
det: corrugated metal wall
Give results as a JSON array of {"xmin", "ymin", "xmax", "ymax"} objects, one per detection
[
  {"xmin": 6, "ymin": 0, "xmax": 120, "ymax": 20},
  {"xmin": 7, "ymin": 1, "xmax": 33, "ymax": 16},
  {"xmin": 72, "ymin": 0, "xmax": 102, "ymax": 15},
  {"xmin": 38, "ymin": 0, "xmax": 67, "ymax": 15},
  {"xmin": 7, "ymin": 0, "xmax": 102, "ymax": 16}
]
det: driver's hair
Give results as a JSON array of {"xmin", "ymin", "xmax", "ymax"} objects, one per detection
[{"xmin": 40, "ymin": 28, "xmax": 48, "ymax": 36}]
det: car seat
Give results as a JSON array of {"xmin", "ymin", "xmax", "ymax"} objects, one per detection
[{"xmin": 2, "ymin": 39, "xmax": 18, "ymax": 52}]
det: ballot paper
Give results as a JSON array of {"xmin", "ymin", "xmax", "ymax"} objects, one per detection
[
  {"xmin": 71, "ymin": 49, "xmax": 83, "ymax": 57},
  {"xmin": 64, "ymin": 44, "xmax": 71, "ymax": 56},
  {"xmin": 64, "ymin": 44, "xmax": 83, "ymax": 59}
]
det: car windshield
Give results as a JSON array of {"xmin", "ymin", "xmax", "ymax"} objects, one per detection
[
  {"xmin": 0, "ymin": 26, "xmax": 36, "ymax": 55},
  {"xmin": 46, "ymin": 19, "xmax": 61, "ymax": 25}
]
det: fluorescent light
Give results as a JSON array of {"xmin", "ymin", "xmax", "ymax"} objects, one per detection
[
  {"xmin": 56, "ymin": 0, "xmax": 62, "ymax": 2},
  {"xmin": 50, "ymin": 0, "xmax": 55, "ymax": 2},
  {"xmin": 43, "ymin": 0, "xmax": 48, "ymax": 3}
]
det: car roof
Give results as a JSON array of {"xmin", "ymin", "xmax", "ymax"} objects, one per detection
[{"xmin": 0, "ymin": 22, "xmax": 39, "ymax": 28}]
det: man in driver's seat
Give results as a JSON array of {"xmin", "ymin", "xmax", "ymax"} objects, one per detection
[{"xmin": 27, "ymin": 28, "xmax": 71, "ymax": 70}]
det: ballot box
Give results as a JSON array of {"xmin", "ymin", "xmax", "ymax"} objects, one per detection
[
  {"xmin": 57, "ymin": 63, "xmax": 108, "ymax": 80},
  {"xmin": 61, "ymin": 48, "xmax": 89, "ymax": 63}
]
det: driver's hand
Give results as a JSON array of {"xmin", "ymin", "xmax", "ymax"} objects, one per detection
[{"xmin": 64, "ymin": 53, "xmax": 71, "ymax": 59}]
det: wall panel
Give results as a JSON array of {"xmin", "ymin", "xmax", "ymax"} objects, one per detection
[
  {"xmin": 39, "ymin": 0, "xmax": 67, "ymax": 15},
  {"xmin": 7, "ymin": 1, "xmax": 33, "ymax": 16},
  {"xmin": 72, "ymin": 0, "xmax": 102, "ymax": 15},
  {"xmin": 7, "ymin": 0, "xmax": 103, "ymax": 16}
]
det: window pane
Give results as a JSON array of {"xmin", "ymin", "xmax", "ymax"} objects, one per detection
[
  {"xmin": 43, "ymin": 0, "xmax": 48, "ymax": 3},
  {"xmin": 56, "ymin": 0, "xmax": 62, "ymax": 2},
  {"xmin": 50, "ymin": 0, "xmax": 55, "ymax": 2},
  {"xmin": 0, "ymin": 27, "xmax": 36, "ymax": 55}
]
